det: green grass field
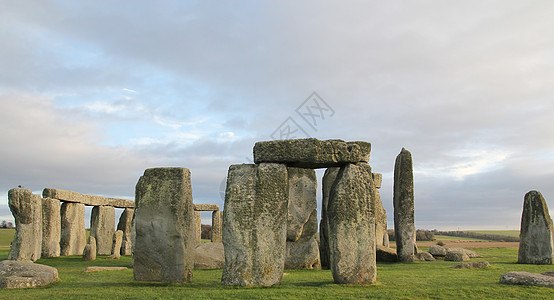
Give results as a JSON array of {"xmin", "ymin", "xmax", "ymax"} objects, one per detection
[
  {"xmin": 434, "ymin": 235, "xmax": 488, "ymax": 241},
  {"xmin": 1, "ymin": 229, "xmax": 552, "ymax": 299},
  {"xmin": 468, "ymin": 230, "xmax": 520, "ymax": 238}
]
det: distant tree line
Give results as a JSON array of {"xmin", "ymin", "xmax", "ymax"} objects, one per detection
[
  {"xmin": 1, "ymin": 220, "xmax": 14, "ymax": 229},
  {"xmin": 387, "ymin": 229, "xmax": 435, "ymax": 241},
  {"xmin": 433, "ymin": 230, "xmax": 519, "ymax": 242},
  {"xmin": 201, "ymin": 224, "xmax": 212, "ymax": 240}
]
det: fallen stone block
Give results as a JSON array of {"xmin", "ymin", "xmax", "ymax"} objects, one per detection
[
  {"xmin": 451, "ymin": 261, "xmax": 490, "ymax": 269},
  {"xmin": 194, "ymin": 242, "xmax": 224, "ymax": 270},
  {"xmin": 500, "ymin": 271, "xmax": 554, "ymax": 288},
  {"xmin": 0, "ymin": 260, "xmax": 58, "ymax": 289},
  {"xmin": 445, "ymin": 251, "xmax": 470, "ymax": 262},
  {"xmin": 376, "ymin": 246, "xmax": 398, "ymax": 262},
  {"xmin": 83, "ymin": 266, "xmax": 128, "ymax": 273},
  {"xmin": 414, "ymin": 252, "xmax": 435, "ymax": 261},
  {"xmin": 428, "ymin": 245, "xmax": 447, "ymax": 257}
]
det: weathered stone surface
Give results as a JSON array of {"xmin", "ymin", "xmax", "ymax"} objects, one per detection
[
  {"xmin": 429, "ymin": 245, "xmax": 447, "ymax": 257},
  {"xmin": 194, "ymin": 242, "xmax": 224, "ymax": 270},
  {"xmin": 194, "ymin": 204, "xmax": 220, "ymax": 211},
  {"xmin": 8, "ymin": 188, "xmax": 42, "ymax": 261},
  {"xmin": 500, "ymin": 271, "xmax": 554, "ymax": 287},
  {"xmin": 445, "ymin": 247, "xmax": 482, "ymax": 258},
  {"xmin": 372, "ymin": 173, "xmax": 382, "ymax": 189},
  {"xmin": 90, "ymin": 206, "xmax": 115, "ymax": 255},
  {"xmin": 211, "ymin": 210, "xmax": 222, "ymax": 243},
  {"xmin": 41, "ymin": 198, "xmax": 60, "ymax": 258},
  {"xmin": 445, "ymin": 251, "xmax": 470, "ymax": 262},
  {"xmin": 542, "ymin": 271, "xmax": 554, "ymax": 277},
  {"xmin": 451, "ymin": 261, "xmax": 490, "ymax": 269},
  {"xmin": 222, "ymin": 163, "xmax": 288, "ymax": 286},
  {"xmin": 394, "ymin": 148, "xmax": 416, "ymax": 263},
  {"xmin": 0, "ymin": 261, "xmax": 58, "ymax": 289},
  {"xmin": 287, "ymin": 167, "xmax": 317, "ymax": 242},
  {"xmin": 376, "ymin": 245, "xmax": 398, "ymax": 262},
  {"xmin": 320, "ymin": 167, "xmax": 339, "ymax": 269},
  {"xmin": 107, "ymin": 230, "xmax": 123, "ymax": 259},
  {"xmin": 253, "ymin": 138, "xmax": 371, "ymax": 168},
  {"xmin": 117, "ymin": 208, "xmax": 134, "ymax": 256},
  {"xmin": 194, "ymin": 211, "xmax": 202, "ymax": 246},
  {"xmin": 83, "ymin": 236, "xmax": 96, "ymax": 261},
  {"xmin": 60, "ymin": 202, "xmax": 86, "ymax": 256},
  {"xmin": 43, "ymin": 188, "xmax": 134, "ymax": 208},
  {"xmin": 414, "ymin": 252, "xmax": 436, "ymax": 261},
  {"xmin": 285, "ymin": 209, "xmax": 321, "ymax": 269},
  {"xmin": 83, "ymin": 266, "xmax": 127, "ymax": 273},
  {"xmin": 134, "ymin": 167, "xmax": 195, "ymax": 283},
  {"xmin": 374, "ymin": 183, "xmax": 388, "ymax": 247},
  {"xmin": 518, "ymin": 190, "xmax": 554, "ymax": 265},
  {"xmin": 328, "ymin": 163, "xmax": 376, "ymax": 284}
]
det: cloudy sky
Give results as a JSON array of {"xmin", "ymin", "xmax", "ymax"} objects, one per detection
[{"xmin": 1, "ymin": 0, "xmax": 553, "ymax": 230}]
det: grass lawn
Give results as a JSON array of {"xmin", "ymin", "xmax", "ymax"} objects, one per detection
[{"xmin": 1, "ymin": 229, "xmax": 553, "ymax": 299}]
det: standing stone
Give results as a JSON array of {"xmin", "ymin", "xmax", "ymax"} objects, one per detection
[
  {"xmin": 320, "ymin": 167, "xmax": 340, "ymax": 269},
  {"xmin": 222, "ymin": 163, "xmax": 288, "ymax": 287},
  {"xmin": 90, "ymin": 205, "xmax": 115, "ymax": 255},
  {"xmin": 60, "ymin": 202, "xmax": 86, "ymax": 256},
  {"xmin": 286, "ymin": 167, "xmax": 317, "ymax": 242},
  {"xmin": 41, "ymin": 198, "xmax": 61, "ymax": 258},
  {"xmin": 328, "ymin": 163, "xmax": 376, "ymax": 284},
  {"xmin": 117, "ymin": 208, "xmax": 134, "ymax": 255},
  {"xmin": 194, "ymin": 211, "xmax": 202, "ymax": 245},
  {"xmin": 285, "ymin": 167, "xmax": 320, "ymax": 269},
  {"xmin": 83, "ymin": 236, "xmax": 97, "ymax": 261},
  {"xmin": 108, "ymin": 230, "xmax": 123, "ymax": 259},
  {"xmin": 394, "ymin": 148, "xmax": 416, "ymax": 263},
  {"xmin": 211, "ymin": 210, "xmax": 222, "ymax": 243},
  {"xmin": 8, "ymin": 188, "xmax": 42, "ymax": 261},
  {"xmin": 372, "ymin": 173, "xmax": 388, "ymax": 247},
  {"xmin": 518, "ymin": 190, "xmax": 554, "ymax": 265},
  {"xmin": 134, "ymin": 167, "xmax": 195, "ymax": 283},
  {"xmin": 285, "ymin": 209, "xmax": 321, "ymax": 269}
]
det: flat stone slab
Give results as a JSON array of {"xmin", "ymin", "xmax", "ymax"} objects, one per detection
[
  {"xmin": 0, "ymin": 261, "xmax": 58, "ymax": 289},
  {"xmin": 253, "ymin": 138, "xmax": 370, "ymax": 168},
  {"xmin": 194, "ymin": 242, "xmax": 224, "ymax": 270},
  {"xmin": 500, "ymin": 271, "xmax": 554, "ymax": 287},
  {"xmin": 83, "ymin": 266, "xmax": 128, "ymax": 273},
  {"xmin": 194, "ymin": 204, "xmax": 220, "ymax": 211},
  {"xmin": 451, "ymin": 261, "xmax": 490, "ymax": 269},
  {"xmin": 43, "ymin": 188, "xmax": 134, "ymax": 208}
]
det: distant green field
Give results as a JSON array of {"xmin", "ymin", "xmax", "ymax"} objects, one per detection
[
  {"xmin": 0, "ymin": 228, "xmax": 15, "ymax": 246},
  {"xmin": 434, "ymin": 235, "xmax": 488, "ymax": 241},
  {"xmin": 468, "ymin": 230, "xmax": 520, "ymax": 238}
]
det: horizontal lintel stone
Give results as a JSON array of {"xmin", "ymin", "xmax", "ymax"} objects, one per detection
[
  {"xmin": 42, "ymin": 188, "xmax": 134, "ymax": 208},
  {"xmin": 194, "ymin": 204, "xmax": 220, "ymax": 211},
  {"xmin": 253, "ymin": 138, "xmax": 370, "ymax": 168}
]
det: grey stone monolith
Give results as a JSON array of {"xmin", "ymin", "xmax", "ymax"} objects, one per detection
[
  {"xmin": 108, "ymin": 230, "xmax": 123, "ymax": 259},
  {"xmin": 319, "ymin": 167, "xmax": 340, "ymax": 269},
  {"xmin": 253, "ymin": 138, "xmax": 371, "ymax": 168},
  {"xmin": 211, "ymin": 210, "xmax": 222, "ymax": 243},
  {"xmin": 285, "ymin": 209, "xmax": 321, "ymax": 269},
  {"xmin": 328, "ymin": 163, "xmax": 376, "ymax": 284},
  {"xmin": 134, "ymin": 167, "xmax": 195, "ymax": 283},
  {"xmin": 287, "ymin": 167, "xmax": 317, "ymax": 242},
  {"xmin": 117, "ymin": 208, "xmax": 134, "ymax": 255},
  {"xmin": 83, "ymin": 236, "xmax": 96, "ymax": 261},
  {"xmin": 90, "ymin": 205, "xmax": 115, "ymax": 255},
  {"xmin": 372, "ymin": 173, "xmax": 388, "ymax": 247},
  {"xmin": 194, "ymin": 211, "xmax": 202, "ymax": 245},
  {"xmin": 518, "ymin": 190, "xmax": 554, "ymax": 265},
  {"xmin": 41, "ymin": 198, "xmax": 60, "ymax": 258},
  {"xmin": 222, "ymin": 163, "xmax": 288, "ymax": 287},
  {"xmin": 60, "ymin": 202, "xmax": 86, "ymax": 256},
  {"xmin": 394, "ymin": 148, "xmax": 416, "ymax": 263},
  {"xmin": 8, "ymin": 188, "xmax": 42, "ymax": 261}
]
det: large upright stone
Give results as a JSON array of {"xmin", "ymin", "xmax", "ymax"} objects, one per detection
[
  {"xmin": 117, "ymin": 208, "xmax": 134, "ymax": 255},
  {"xmin": 83, "ymin": 236, "xmax": 96, "ymax": 261},
  {"xmin": 8, "ymin": 188, "xmax": 42, "ymax": 261},
  {"xmin": 90, "ymin": 205, "xmax": 115, "ymax": 255},
  {"xmin": 222, "ymin": 163, "xmax": 288, "ymax": 286},
  {"xmin": 518, "ymin": 190, "xmax": 554, "ymax": 265},
  {"xmin": 194, "ymin": 211, "xmax": 202, "ymax": 245},
  {"xmin": 394, "ymin": 148, "xmax": 416, "ymax": 263},
  {"xmin": 134, "ymin": 167, "xmax": 195, "ymax": 283},
  {"xmin": 211, "ymin": 210, "xmax": 222, "ymax": 243},
  {"xmin": 287, "ymin": 167, "xmax": 317, "ymax": 242},
  {"xmin": 372, "ymin": 173, "xmax": 388, "ymax": 247},
  {"xmin": 285, "ymin": 209, "xmax": 321, "ymax": 269},
  {"xmin": 319, "ymin": 167, "xmax": 340, "ymax": 269},
  {"xmin": 328, "ymin": 163, "xmax": 376, "ymax": 284},
  {"xmin": 60, "ymin": 202, "xmax": 86, "ymax": 256},
  {"xmin": 41, "ymin": 198, "xmax": 61, "ymax": 258},
  {"xmin": 253, "ymin": 138, "xmax": 370, "ymax": 168},
  {"xmin": 108, "ymin": 230, "xmax": 123, "ymax": 259}
]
